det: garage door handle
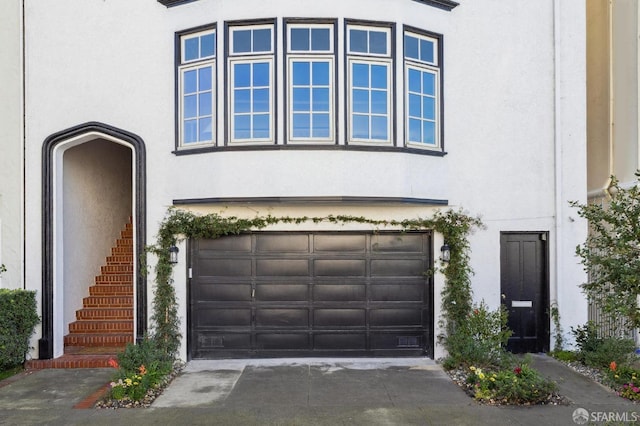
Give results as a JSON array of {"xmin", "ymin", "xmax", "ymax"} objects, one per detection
[{"xmin": 251, "ymin": 288, "xmax": 255, "ymax": 299}]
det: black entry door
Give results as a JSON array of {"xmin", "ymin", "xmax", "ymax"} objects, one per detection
[
  {"xmin": 189, "ymin": 232, "xmax": 433, "ymax": 359},
  {"xmin": 500, "ymin": 232, "xmax": 549, "ymax": 353}
]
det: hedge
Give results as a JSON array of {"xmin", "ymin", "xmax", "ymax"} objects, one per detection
[{"xmin": 0, "ymin": 289, "xmax": 39, "ymax": 369}]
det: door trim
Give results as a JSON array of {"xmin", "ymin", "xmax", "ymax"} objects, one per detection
[{"xmin": 40, "ymin": 122, "xmax": 147, "ymax": 359}]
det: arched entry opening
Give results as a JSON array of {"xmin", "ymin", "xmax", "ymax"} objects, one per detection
[{"xmin": 41, "ymin": 122, "xmax": 146, "ymax": 359}]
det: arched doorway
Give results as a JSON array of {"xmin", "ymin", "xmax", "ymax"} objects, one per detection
[{"xmin": 41, "ymin": 122, "xmax": 146, "ymax": 359}]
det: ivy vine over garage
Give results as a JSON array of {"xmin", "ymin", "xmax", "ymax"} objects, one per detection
[{"xmin": 146, "ymin": 207, "xmax": 483, "ymax": 360}]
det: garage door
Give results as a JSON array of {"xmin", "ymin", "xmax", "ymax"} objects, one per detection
[{"xmin": 189, "ymin": 232, "xmax": 433, "ymax": 358}]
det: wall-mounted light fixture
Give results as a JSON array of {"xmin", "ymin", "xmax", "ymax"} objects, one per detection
[
  {"xmin": 169, "ymin": 245, "xmax": 179, "ymax": 264},
  {"xmin": 440, "ymin": 243, "xmax": 451, "ymax": 263}
]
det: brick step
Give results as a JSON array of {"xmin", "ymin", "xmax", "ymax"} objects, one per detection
[
  {"xmin": 95, "ymin": 274, "xmax": 132, "ymax": 284},
  {"xmin": 64, "ymin": 345, "xmax": 126, "ymax": 355},
  {"xmin": 106, "ymin": 254, "xmax": 134, "ymax": 264},
  {"xmin": 83, "ymin": 295, "xmax": 133, "ymax": 308},
  {"xmin": 68, "ymin": 320, "xmax": 133, "ymax": 334},
  {"xmin": 115, "ymin": 238, "xmax": 133, "ymax": 247},
  {"xmin": 101, "ymin": 264, "xmax": 133, "ymax": 274},
  {"xmin": 64, "ymin": 333, "xmax": 133, "ymax": 347},
  {"xmin": 121, "ymin": 229, "xmax": 133, "ymax": 238},
  {"xmin": 76, "ymin": 308, "xmax": 133, "ymax": 320},
  {"xmin": 89, "ymin": 285, "xmax": 132, "ymax": 296},
  {"xmin": 26, "ymin": 354, "xmax": 121, "ymax": 369},
  {"xmin": 112, "ymin": 246, "xmax": 133, "ymax": 255}
]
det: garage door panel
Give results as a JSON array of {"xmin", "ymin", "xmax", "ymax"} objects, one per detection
[
  {"xmin": 370, "ymin": 308, "xmax": 423, "ymax": 326},
  {"xmin": 369, "ymin": 283, "xmax": 424, "ymax": 302},
  {"xmin": 371, "ymin": 259, "xmax": 426, "ymax": 277},
  {"xmin": 314, "ymin": 308, "xmax": 366, "ymax": 327},
  {"xmin": 314, "ymin": 333, "xmax": 367, "ymax": 350},
  {"xmin": 199, "ymin": 258, "xmax": 253, "ymax": 276},
  {"xmin": 256, "ymin": 234, "xmax": 309, "ymax": 253},
  {"xmin": 197, "ymin": 333, "xmax": 252, "ymax": 350},
  {"xmin": 256, "ymin": 283, "xmax": 308, "ymax": 301},
  {"xmin": 314, "ymin": 234, "xmax": 366, "ymax": 252},
  {"xmin": 196, "ymin": 282, "xmax": 252, "ymax": 301},
  {"xmin": 371, "ymin": 234, "xmax": 424, "ymax": 253},
  {"xmin": 197, "ymin": 235, "xmax": 252, "ymax": 252},
  {"xmin": 196, "ymin": 308, "xmax": 252, "ymax": 327},
  {"xmin": 371, "ymin": 333, "xmax": 424, "ymax": 350},
  {"xmin": 256, "ymin": 308, "xmax": 309, "ymax": 327},
  {"xmin": 257, "ymin": 259, "xmax": 309, "ymax": 276},
  {"xmin": 313, "ymin": 283, "xmax": 366, "ymax": 301},
  {"xmin": 256, "ymin": 333, "xmax": 310, "ymax": 350},
  {"xmin": 314, "ymin": 259, "xmax": 365, "ymax": 276}
]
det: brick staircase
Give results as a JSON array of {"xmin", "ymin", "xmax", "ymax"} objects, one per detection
[{"xmin": 27, "ymin": 219, "xmax": 134, "ymax": 369}]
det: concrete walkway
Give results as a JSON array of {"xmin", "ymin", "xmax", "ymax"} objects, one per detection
[{"xmin": 0, "ymin": 354, "xmax": 637, "ymax": 425}]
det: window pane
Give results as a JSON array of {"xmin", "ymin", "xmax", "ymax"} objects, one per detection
[
  {"xmin": 420, "ymin": 38, "xmax": 434, "ymax": 63},
  {"xmin": 253, "ymin": 62, "xmax": 270, "ymax": 86},
  {"xmin": 291, "ymin": 28, "xmax": 310, "ymax": 51},
  {"xmin": 199, "ymin": 117, "xmax": 212, "ymax": 141},
  {"xmin": 350, "ymin": 29, "xmax": 367, "ymax": 53},
  {"xmin": 293, "ymin": 88, "xmax": 310, "ymax": 111},
  {"xmin": 408, "ymin": 93, "xmax": 421, "ymax": 117},
  {"xmin": 293, "ymin": 113, "xmax": 310, "ymax": 137},
  {"xmin": 353, "ymin": 89, "xmax": 369, "ymax": 113},
  {"xmin": 234, "ymin": 63, "xmax": 251, "ymax": 87},
  {"xmin": 234, "ymin": 89, "xmax": 251, "ymax": 113},
  {"xmin": 370, "ymin": 65, "xmax": 387, "ymax": 89},
  {"xmin": 184, "ymin": 70, "xmax": 197, "ymax": 93},
  {"xmin": 371, "ymin": 116, "xmax": 388, "ymax": 140},
  {"xmin": 312, "ymin": 62, "xmax": 329, "ymax": 85},
  {"xmin": 201, "ymin": 33, "xmax": 215, "ymax": 57},
  {"xmin": 253, "ymin": 114, "xmax": 270, "ymax": 138},
  {"xmin": 253, "ymin": 88, "xmax": 270, "ymax": 113},
  {"xmin": 369, "ymin": 31, "xmax": 387, "ymax": 54},
  {"xmin": 234, "ymin": 115, "xmax": 251, "ymax": 139},
  {"xmin": 423, "ymin": 72, "xmax": 435, "ymax": 94},
  {"xmin": 408, "ymin": 69, "xmax": 421, "ymax": 93},
  {"xmin": 184, "ymin": 120, "xmax": 197, "ymax": 143},
  {"xmin": 184, "ymin": 95, "xmax": 197, "ymax": 118},
  {"xmin": 312, "ymin": 88, "xmax": 329, "ymax": 112},
  {"xmin": 422, "ymin": 121, "xmax": 436, "ymax": 144},
  {"xmin": 371, "ymin": 90, "xmax": 387, "ymax": 114},
  {"xmin": 408, "ymin": 118, "xmax": 421, "ymax": 142},
  {"xmin": 253, "ymin": 28, "xmax": 271, "ymax": 52},
  {"xmin": 199, "ymin": 92, "xmax": 212, "ymax": 116},
  {"xmin": 405, "ymin": 35, "xmax": 419, "ymax": 60},
  {"xmin": 311, "ymin": 28, "xmax": 330, "ymax": 51},
  {"xmin": 423, "ymin": 97, "xmax": 435, "ymax": 120},
  {"xmin": 185, "ymin": 37, "xmax": 199, "ymax": 61},
  {"xmin": 233, "ymin": 30, "xmax": 251, "ymax": 53},
  {"xmin": 312, "ymin": 113, "xmax": 330, "ymax": 138},
  {"xmin": 199, "ymin": 67, "xmax": 212, "ymax": 91},
  {"xmin": 352, "ymin": 63, "xmax": 369, "ymax": 88},
  {"xmin": 293, "ymin": 62, "xmax": 310, "ymax": 85},
  {"xmin": 353, "ymin": 115, "xmax": 369, "ymax": 139}
]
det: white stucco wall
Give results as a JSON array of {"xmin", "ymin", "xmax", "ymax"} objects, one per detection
[
  {"xmin": 22, "ymin": 0, "xmax": 587, "ymax": 358},
  {"xmin": 0, "ymin": 0, "xmax": 24, "ymax": 290}
]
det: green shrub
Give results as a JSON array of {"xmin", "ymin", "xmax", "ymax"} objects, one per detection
[
  {"xmin": 108, "ymin": 337, "xmax": 172, "ymax": 401},
  {"xmin": 443, "ymin": 301, "xmax": 513, "ymax": 369},
  {"xmin": 467, "ymin": 363, "xmax": 557, "ymax": 405},
  {"xmin": 572, "ymin": 322, "xmax": 634, "ymax": 368},
  {"xmin": 550, "ymin": 350, "xmax": 578, "ymax": 362},
  {"xmin": 0, "ymin": 289, "xmax": 39, "ymax": 369}
]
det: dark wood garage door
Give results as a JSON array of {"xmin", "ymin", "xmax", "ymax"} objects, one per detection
[{"xmin": 189, "ymin": 232, "xmax": 433, "ymax": 359}]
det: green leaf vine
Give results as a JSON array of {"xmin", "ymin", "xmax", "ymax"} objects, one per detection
[{"xmin": 146, "ymin": 207, "xmax": 482, "ymax": 360}]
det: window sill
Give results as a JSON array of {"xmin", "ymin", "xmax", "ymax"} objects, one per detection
[{"xmin": 173, "ymin": 143, "xmax": 447, "ymax": 157}]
